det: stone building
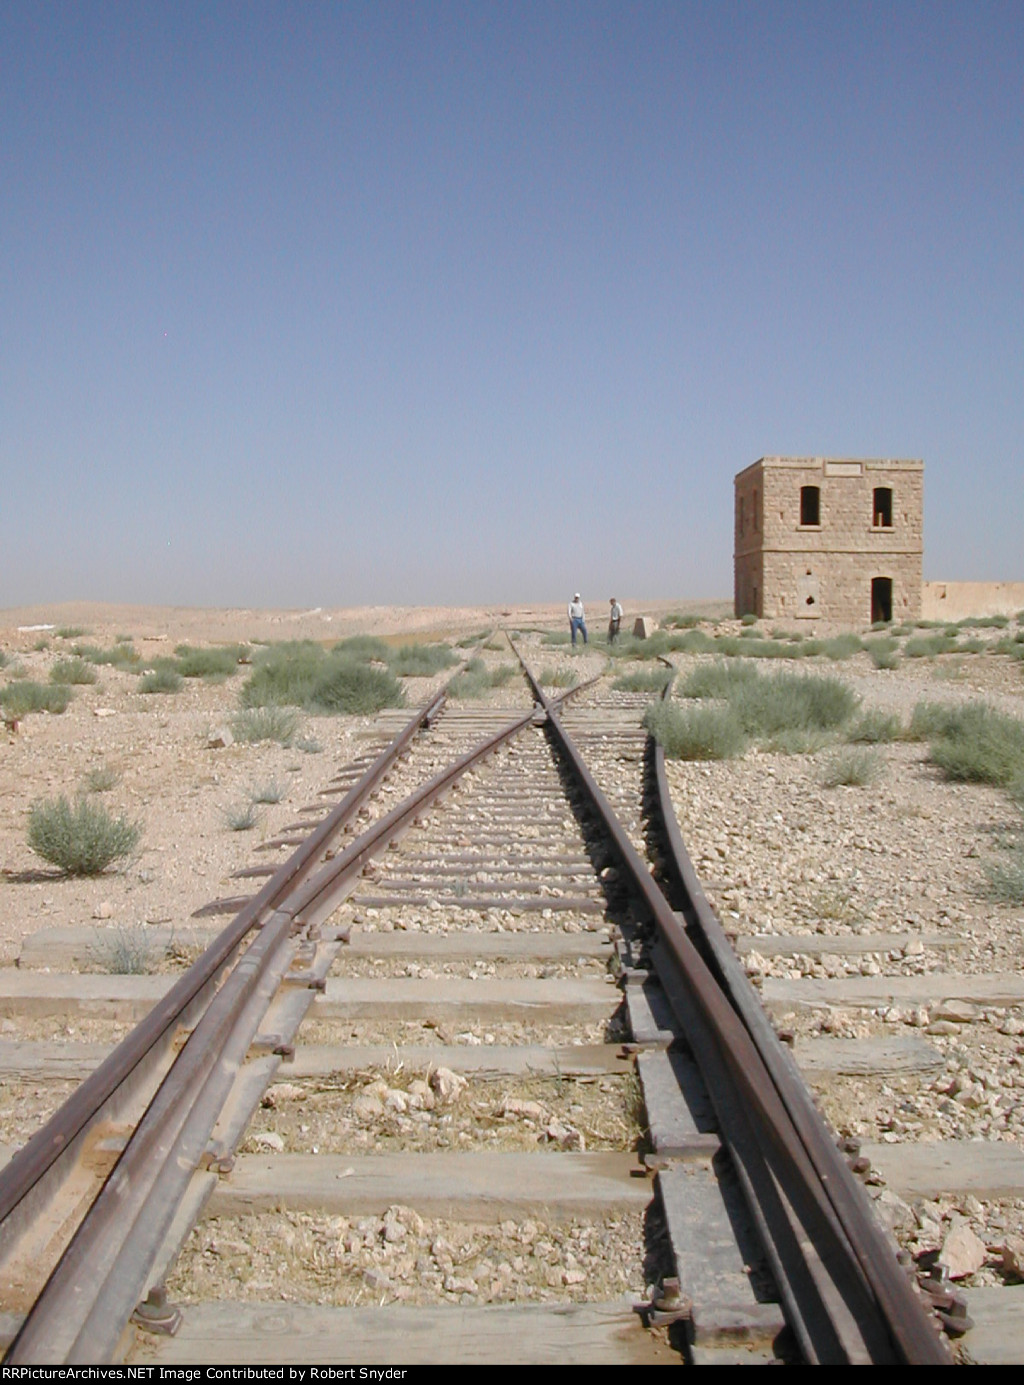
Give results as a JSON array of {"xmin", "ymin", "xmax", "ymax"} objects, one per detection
[{"xmin": 734, "ymin": 457, "xmax": 923, "ymax": 625}]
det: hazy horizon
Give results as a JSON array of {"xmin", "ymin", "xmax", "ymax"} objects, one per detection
[{"xmin": 3, "ymin": 2, "xmax": 1021, "ymax": 609}]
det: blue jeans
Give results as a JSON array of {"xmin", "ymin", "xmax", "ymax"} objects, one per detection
[{"xmin": 570, "ymin": 617, "xmax": 587, "ymax": 645}]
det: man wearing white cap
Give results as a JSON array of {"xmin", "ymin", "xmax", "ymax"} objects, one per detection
[{"xmin": 568, "ymin": 594, "xmax": 587, "ymax": 646}]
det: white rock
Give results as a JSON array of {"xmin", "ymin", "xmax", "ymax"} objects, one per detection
[
  {"xmin": 251, "ymin": 1131, "xmax": 285, "ymax": 1152},
  {"xmin": 939, "ymin": 1223, "xmax": 986, "ymax": 1279},
  {"xmin": 430, "ymin": 1067, "xmax": 467, "ymax": 1103}
]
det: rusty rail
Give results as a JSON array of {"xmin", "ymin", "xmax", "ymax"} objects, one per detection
[
  {"xmin": 513, "ymin": 644, "xmax": 947, "ymax": 1363},
  {"xmin": 0, "ymin": 690, "xmax": 447, "ymax": 1233},
  {"xmin": 6, "ymin": 702, "xmax": 542, "ymax": 1363}
]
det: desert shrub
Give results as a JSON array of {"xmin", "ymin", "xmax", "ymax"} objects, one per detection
[
  {"xmin": 448, "ymin": 661, "xmax": 516, "ymax": 699},
  {"xmin": 710, "ymin": 635, "xmax": 805, "ymax": 660},
  {"xmin": 729, "ymin": 670, "xmax": 858, "ymax": 737},
  {"xmin": 332, "ymin": 635, "xmax": 391, "ymax": 663},
  {"xmin": 848, "ymin": 710, "xmax": 901, "ymax": 743},
  {"xmin": 55, "ymin": 626, "xmax": 88, "ymax": 639},
  {"xmin": 665, "ymin": 613, "xmax": 701, "ymax": 629},
  {"xmin": 139, "ymin": 667, "xmax": 184, "ymax": 694},
  {"xmin": 307, "ymin": 660, "xmax": 405, "ymax": 714},
  {"xmin": 173, "ymin": 644, "xmax": 245, "ymax": 679},
  {"xmin": 455, "ymin": 630, "xmax": 493, "ymax": 648},
  {"xmin": 865, "ymin": 636, "xmax": 900, "ymax": 670},
  {"xmin": 90, "ymin": 925, "xmax": 157, "ymax": 975},
  {"xmin": 611, "ymin": 668, "xmax": 673, "ymax": 692},
  {"xmin": 927, "ymin": 703, "xmax": 1024, "ymax": 786},
  {"xmin": 644, "ymin": 701, "xmax": 747, "ymax": 760},
  {"xmin": 540, "ymin": 667, "xmax": 579, "ymax": 688},
  {"xmin": 251, "ymin": 778, "xmax": 288, "ymax": 804},
  {"xmin": 1, "ymin": 681, "xmax": 72, "ymax": 716},
  {"xmin": 820, "ymin": 633, "xmax": 865, "ymax": 660},
  {"xmin": 224, "ymin": 802, "xmax": 260, "ymax": 831},
  {"xmin": 821, "ymin": 747, "xmax": 882, "ymax": 787},
  {"xmin": 958, "ymin": 614, "xmax": 1009, "ymax": 629},
  {"xmin": 295, "ymin": 735, "xmax": 322, "ymax": 754},
  {"xmin": 905, "ymin": 701, "xmax": 959, "ymax": 741},
  {"xmin": 82, "ymin": 766, "xmax": 120, "ymax": 793},
  {"xmin": 49, "ymin": 657, "xmax": 98, "ymax": 685},
  {"xmin": 679, "ymin": 660, "xmax": 759, "ymax": 700},
  {"xmin": 240, "ymin": 642, "xmax": 325, "ymax": 708},
  {"xmin": 389, "ymin": 643, "xmax": 458, "ymax": 677},
  {"xmin": 958, "ymin": 638, "xmax": 985, "ymax": 654},
  {"xmin": 541, "ymin": 631, "xmax": 572, "ymax": 646},
  {"xmin": 905, "ymin": 634, "xmax": 959, "ymax": 659},
  {"xmin": 870, "ymin": 620, "xmax": 892, "ymax": 632},
  {"xmin": 231, "ymin": 706, "xmax": 299, "ymax": 745},
  {"xmin": 28, "ymin": 796, "xmax": 140, "ymax": 875},
  {"xmin": 740, "ymin": 613, "xmax": 758, "ymax": 627},
  {"xmin": 984, "ymin": 846, "xmax": 1024, "ymax": 905},
  {"xmin": 763, "ymin": 727, "xmax": 836, "ymax": 755},
  {"xmin": 72, "ymin": 642, "xmax": 141, "ymax": 669}
]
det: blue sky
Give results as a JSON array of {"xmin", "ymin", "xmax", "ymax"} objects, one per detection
[{"xmin": 2, "ymin": 1, "xmax": 1021, "ymax": 607}]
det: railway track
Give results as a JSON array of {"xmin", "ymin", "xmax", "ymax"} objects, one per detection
[{"xmin": 0, "ymin": 652, "xmax": 958, "ymax": 1364}]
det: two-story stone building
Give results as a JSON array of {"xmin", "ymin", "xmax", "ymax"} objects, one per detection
[{"xmin": 734, "ymin": 457, "xmax": 923, "ymax": 624}]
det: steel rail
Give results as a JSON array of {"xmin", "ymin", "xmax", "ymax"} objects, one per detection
[
  {"xmin": 0, "ymin": 691, "xmax": 444, "ymax": 1230},
  {"xmin": 7, "ymin": 702, "xmax": 543, "ymax": 1363},
  {"xmin": 512, "ymin": 647, "xmax": 947, "ymax": 1363},
  {"xmin": 650, "ymin": 733, "xmax": 950, "ymax": 1363}
]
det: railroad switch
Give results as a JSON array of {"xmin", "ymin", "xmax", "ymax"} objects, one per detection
[{"xmin": 131, "ymin": 1286, "xmax": 182, "ymax": 1337}]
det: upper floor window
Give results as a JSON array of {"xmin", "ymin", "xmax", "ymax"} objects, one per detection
[
  {"xmin": 800, "ymin": 485, "xmax": 820, "ymax": 526},
  {"xmin": 873, "ymin": 487, "xmax": 893, "ymax": 528}
]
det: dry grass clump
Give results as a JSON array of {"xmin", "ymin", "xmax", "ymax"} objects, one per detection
[
  {"xmin": 72, "ymin": 642, "xmax": 142, "ymax": 670},
  {"xmin": 49, "ymin": 657, "xmax": 98, "ymax": 685},
  {"xmin": 448, "ymin": 660, "xmax": 517, "ymax": 699},
  {"xmin": 611, "ymin": 668, "xmax": 673, "ymax": 692},
  {"xmin": 1, "ymin": 681, "xmax": 73, "ymax": 717},
  {"xmin": 388, "ymin": 643, "xmax": 458, "ymax": 677},
  {"xmin": 28, "ymin": 796, "xmax": 140, "ymax": 875},
  {"xmin": 81, "ymin": 766, "xmax": 121, "ymax": 793},
  {"xmin": 173, "ymin": 644, "xmax": 247, "ymax": 680},
  {"xmin": 540, "ymin": 667, "xmax": 579, "ymax": 688},
  {"xmin": 922, "ymin": 703, "xmax": 1024, "ymax": 787},
  {"xmin": 643, "ymin": 702, "xmax": 747, "ymax": 761},
  {"xmin": 848, "ymin": 710, "xmax": 901, "ymax": 743},
  {"xmin": 240, "ymin": 642, "xmax": 404, "ymax": 715},
  {"xmin": 138, "ymin": 666, "xmax": 184, "ymax": 694},
  {"xmin": 821, "ymin": 747, "xmax": 883, "ymax": 787},
  {"xmin": 231, "ymin": 706, "xmax": 299, "ymax": 745},
  {"xmin": 984, "ymin": 846, "xmax": 1024, "ymax": 905}
]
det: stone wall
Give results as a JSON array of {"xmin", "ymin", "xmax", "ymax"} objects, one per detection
[{"xmin": 922, "ymin": 582, "xmax": 1024, "ymax": 620}]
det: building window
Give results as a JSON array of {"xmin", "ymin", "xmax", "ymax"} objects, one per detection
[
  {"xmin": 739, "ymin": 496, "xmax": 745, "ymax": 535},
  {"xmin": 800, "ymin": 485, "xmax": 820, "ymax": 526},
  {"xmin": 873, "ymin": 487, "xmax": 893, "ymax": 528}
]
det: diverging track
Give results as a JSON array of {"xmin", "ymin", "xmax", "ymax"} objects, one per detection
[{"xmin": 0, "ymin": 653, "xmax": 951, "ymax": 1365}]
